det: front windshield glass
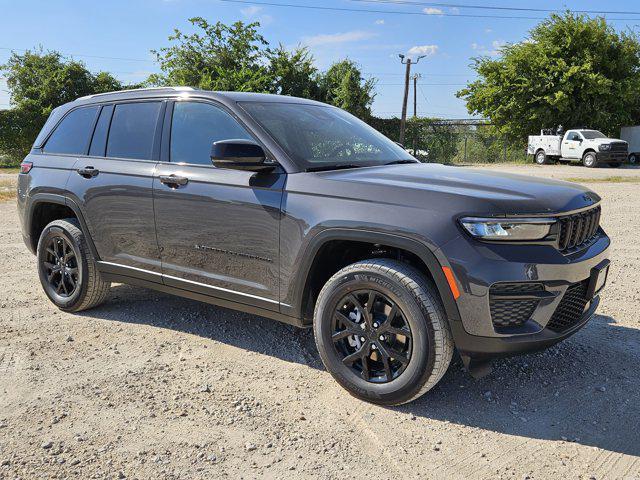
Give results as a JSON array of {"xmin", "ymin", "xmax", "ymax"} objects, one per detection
[
  {"xmin": 581, "ymin": 130, "xmax": 606, "ymax": 139},
  {"xmin": 240, "ymin": 102, "xmax": 415, "ymax": 169}
]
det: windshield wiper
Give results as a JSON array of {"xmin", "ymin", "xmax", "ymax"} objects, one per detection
[
  {"xmin": 384, "ymin": 159, "xmax": 419, "ymax": 165},
  {"xmin": 306, "ymin": 164, "xmax": 364, "ymax": 172}
]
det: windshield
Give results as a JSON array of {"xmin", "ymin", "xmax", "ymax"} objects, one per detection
[
  {"xmin": 581, "ymin": 130, "xmax": 606, "ymax": 139},
  {"xmin": 240, "ymin": 102, "xmax": 415, "ymax": 170}
]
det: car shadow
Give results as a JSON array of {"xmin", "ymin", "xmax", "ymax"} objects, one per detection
[{"xmin": 84, "ymin": 285, "xmax": 640, "ymax": 458}]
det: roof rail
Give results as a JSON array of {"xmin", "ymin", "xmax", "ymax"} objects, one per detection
[{"xmin": 77, "ymin": 86, "xmax": 195, "ymax": 101}]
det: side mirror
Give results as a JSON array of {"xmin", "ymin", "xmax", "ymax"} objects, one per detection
[{"xmin": 211, "ymin": 139, "xmax": 275, "ymax": 172}]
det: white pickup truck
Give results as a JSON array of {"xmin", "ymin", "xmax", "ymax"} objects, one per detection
[{"xmin": 527, "ymin": 129, "xmax": 628, "ymax": 167}]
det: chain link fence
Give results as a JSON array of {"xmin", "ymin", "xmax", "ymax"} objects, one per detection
[{"xmin": 368, "ymin": 117, "xmax": 528, "ymax": 165}]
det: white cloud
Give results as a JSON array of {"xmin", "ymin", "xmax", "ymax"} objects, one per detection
[
  {"xmin": 485, "ymin": 28, "xmax": 493, "ymax": 33},
  {"xmin": 450, "ymin": 7, "xmax": 460, "ymax": 14},
  {"xmin": 240, "ymin": 5, "xmax": 273, "ymax": 25},
  {"xmin": 374, "ymin": 19, "xmax": 385, "ymax": 25},
  {"xmin": 407, "ymin": 45, "xmax": 438, "ymax": 57},
  {"xmin": 471, "ymin": 40, "xmax": 505, "ymax": 56},
  {"xmin": 302, "ymin": 30, "xmax": 377, "ymax": 47},
  {"xmin": 423, "ymin": 7, "xmax": 443, "ymax": 15}
]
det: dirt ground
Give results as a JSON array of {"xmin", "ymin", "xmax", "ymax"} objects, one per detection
[{"xmin": 1, "ymin": 164, "xmax": 639, "ymax": 479}]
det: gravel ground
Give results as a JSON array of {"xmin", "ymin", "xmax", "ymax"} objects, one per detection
[{"xmin": 1, "ymin": 165, "xmax": 639, "ymax": 479}]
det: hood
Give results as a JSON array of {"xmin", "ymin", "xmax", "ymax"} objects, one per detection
[
  {"xmin": 314, "ymin": 163, "xmax": 600, "ymax": 215},
  {"xmin": 585, "ymin": 137, "xmax": 626, "ymax": 146}
]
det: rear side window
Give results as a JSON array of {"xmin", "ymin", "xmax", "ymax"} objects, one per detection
[
  {"xmin": 107, "ymin": 102, "xmax": 161, "ymax": 160},
  {"xmin": 170, "ymin": 102, "xmax": 254, "ymax": 165},
  {"xmin": 43, "ymin": 106, "xmax": 100, "ymax": 155},
  {"xmin": 89, "ymin": 105, "xmax": 114, "ymax": 157}
]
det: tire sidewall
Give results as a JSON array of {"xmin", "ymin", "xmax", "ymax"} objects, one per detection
[
  {"xmin": 37, "ymin": 223, "xmax": 88, "ymax": 310},
  {"xmin": 314, "ymin": 268, "xmax": 435, "ymax": 405}
]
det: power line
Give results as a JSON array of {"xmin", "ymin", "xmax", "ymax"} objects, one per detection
[
  {"xmin": 216, "ymin": 0, "xmax": 640, "ymax": 21},
  {"xmin": 352, "ymin": 0, "xmax": 640, "ymax": 16}
]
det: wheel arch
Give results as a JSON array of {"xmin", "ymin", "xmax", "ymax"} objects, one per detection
[
  {"xmin": 290, "ymin": 229, "xmax": 461, "ymax": 326},
  {"xmin": 26, "ymin": 193, "xmax": 99, "ymax": 259}
]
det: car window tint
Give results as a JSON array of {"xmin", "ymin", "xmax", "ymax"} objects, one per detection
[
  {"xmin": 89, "ymin": 105, "xmax": 114, "ymax": 157},
  {"xmin": 107, "ymin": 102, "xmax": 161, "ymax": 160},
  {"xmin": 43, "ymin": 106, "xmax": 100, "ymax": 155},
  {"xmin": 170, "ymin": 102, "xmax": 254, "ymax": 165}
]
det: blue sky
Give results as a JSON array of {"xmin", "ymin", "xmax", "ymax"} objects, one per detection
[{"xmin": 2, "ymin": 0, "xmax": 640, "ymax": 118}]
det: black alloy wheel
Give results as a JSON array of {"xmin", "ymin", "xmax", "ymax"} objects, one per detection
[
  {"xmin": 42, "ymin": 235, "xmax": 79, "ymax": 298},
  {"xmin": 332, "ymin": 289, "xmax": 412, "ymax": 383}
]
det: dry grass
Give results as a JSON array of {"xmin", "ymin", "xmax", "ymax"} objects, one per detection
[
  {"xmin": 0, "ymin": 179, "xmax": 17, "ymax": 202},
  {"xmin": 565, "ymin": 176, "xmax": 640, "ymax": 184}
]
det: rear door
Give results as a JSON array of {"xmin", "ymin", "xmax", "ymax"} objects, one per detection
[
  {"xmin": 65, "ymin": 100, "xmax": 165, "ymax": 277},
  {"xmin": 153, "ymin": 100, "xmax": 284, "ymax": 311}
]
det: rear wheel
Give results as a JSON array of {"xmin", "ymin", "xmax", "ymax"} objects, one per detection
[
  {"xmin": 582, "ymin": 151, "xmax": 598, "ymax": 168},
  {"xmin": 37, "ymin": 218, "xmax": 110, "ymax": 312},
  {"xmin": 535, "ymin": 150, "xmax": 550, "ymax": 165},
  {"xmin": 313, "ymin": 259, "xmax": 453, "ymax": 406},
  {"xmin": 629, "ymin": 153, "xmax": 637, "ymax": 165}
]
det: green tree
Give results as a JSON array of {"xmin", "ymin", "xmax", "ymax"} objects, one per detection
[
  {"xmin": 267, "ymin": 44, "xmax": 320, "ymax": 98},
  {"xmin": 319, "ymin": 59, "xmax": 376, "ymax": 118},
  {"xmin": 148, "ymin": 17, "xmax": 273, "ymax": 92},
  {"xmin": 0, "ymin": 49, "xmax": 123, "ymax": 163},
  {"xmin": 457, "ymin": 13, "xmax": 640, "ymax": 140}
]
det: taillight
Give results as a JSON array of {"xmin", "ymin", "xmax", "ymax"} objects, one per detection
[{"xmin": 20, "ymin": 161, "xmax": 33, "ymax": 174}]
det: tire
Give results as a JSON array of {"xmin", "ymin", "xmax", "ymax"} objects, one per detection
[
  {"xmin": 535, "ymin": 150, "xmax": 550, "ymax": 165},
  {"xmin": 582, "ymin": 151, "xmax": 598, "ymax": 168},
  {"xmin": 37, "ymin": 218, "xmax": 110, "ymax": 312},
  {"xmin": 313, "ymin": 259, "xmax": 453, "ymax": 406},
  {"xmin": 629, "ymin": 154, "xmax": 638, "ymax": 165}
]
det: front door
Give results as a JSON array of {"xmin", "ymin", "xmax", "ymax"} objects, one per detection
[
  {"xmin": 563, "ymin": 131, "xmax": 582, "ymax": 159},
  {"xmin": 153, "ymin": 100, "xmax": 284, "ymax": 311}
]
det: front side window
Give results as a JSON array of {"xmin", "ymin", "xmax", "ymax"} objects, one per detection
[
  {"xmin": 241, "ymin": 102, "xmax": 414, "ymax": 170},
  {"xmin": 581, "ymin": 130, "xmax": 606, "ymax": 139},
  {"xmin": 568, "ymin": 132, "xmax": 582, "ymax": 141},
  {"xmin": 170, "ymin": 101, "xmax": 254, "ymax": 165},
  {"xmin": 43, "ymin": 106, "xmax": 100, "ymax": 155},
  {"xmin": 107, "ymin": 102, "xmax": 161, "ymax": 160}
]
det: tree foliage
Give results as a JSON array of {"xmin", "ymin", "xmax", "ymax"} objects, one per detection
[
  {"xmin": 149, "ymin": 18, "xmax": 375, "ymax": 117},
  {"xmin": 0, "ymin": 50, "xmax": 124, "ymax": 161},
  {"xmin": 457, "ymin": 13, "xmax": 640, "ymax": 139}
]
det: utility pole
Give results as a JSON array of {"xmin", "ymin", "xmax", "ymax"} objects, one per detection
[
  {"xmin": 398, "ymin": 54, "xmax": 426, "ymax": 146},
  {"xmin": 412, "ymin": 73, "xmax": 421, "ymax": 118}
]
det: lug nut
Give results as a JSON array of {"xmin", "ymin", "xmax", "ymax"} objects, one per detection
[
  {"xmin": 372, "ymin": 322, "xmax": 379, "ymax": 328},
  {"xmin": 379, "ymin": 335, "xmax": 385, "ymax": 341},
  {"xmin": 360, "ymin": 337, "xmax": 366, "ymax": 342},
  {"xmin": 371, "ymin": 344, "xmax": 377, "ymax": 350}
]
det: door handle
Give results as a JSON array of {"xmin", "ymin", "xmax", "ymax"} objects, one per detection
[
  {"xmin": 77, "ymin": 166, "xmax": 99, "ymax": 178},
  {"xmin": 159, "ymin": 175, "xmax": 189, "ymax": 187}
]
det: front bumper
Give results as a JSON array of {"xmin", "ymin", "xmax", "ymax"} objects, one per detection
[
  {"xmin": 440, "ymin": 228, "xmax": 610, "ymax": 359},
  {"xmin": 597, "ymin": 151, "xmax": 627, "ymax": 163}
]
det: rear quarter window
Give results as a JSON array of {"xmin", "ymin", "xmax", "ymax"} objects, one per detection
[
  {"xmin": 106, "ymin": 102, "xmax": 162, "ymax": 160},
  {"xmin": 43, "ymin": 106, "xmax": 100, "ymax": 155}
]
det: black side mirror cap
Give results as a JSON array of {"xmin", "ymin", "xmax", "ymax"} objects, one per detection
[{"xmin": 211, "ymin": 139, "xmax": 275, "ymax": 173}]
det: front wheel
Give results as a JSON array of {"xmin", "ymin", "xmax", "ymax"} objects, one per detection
[
  {"xmin": 313, "ymin": 259, "xmax": 453, "ymax": 406},
  {"xmin": 583, "ymin": 151, "xmax": 598, "ymax": 168},
  {"xmin": 37, "ymin": 218, "xmax": 110, "ymax": 312}
]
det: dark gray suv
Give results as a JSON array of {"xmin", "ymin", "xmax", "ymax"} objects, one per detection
[{"xmin": 17, "ymin": 87, "xmax": 610, "ymax": 405}]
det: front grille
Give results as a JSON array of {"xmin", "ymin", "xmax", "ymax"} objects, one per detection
[
  {"xmin": 489, "ymin": 283, "xmax": 543, "ymax": 328},
  {"xmin": 558, "ymin": 206, "xmax": 601, "ymax": 252},
  {"xmin": 609, "ymin": 142, "xmax": 628, "ymax": 152},
  {"xmin": 546, "ymin": 280, "xmax": 589, "ymax": 333}
]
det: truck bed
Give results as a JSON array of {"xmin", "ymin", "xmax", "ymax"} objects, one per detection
[{"xmin": 527, "ymin": 135, "xmax": 562, "ymax": 157}]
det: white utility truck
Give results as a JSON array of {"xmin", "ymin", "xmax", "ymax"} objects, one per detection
[
  {"xmin": 527, "ymin": 128, "xmax": 627, "ymax": 168},
  {"xmin": 620, "ymin": 126, "xmax": 640, "ymax": 164}
]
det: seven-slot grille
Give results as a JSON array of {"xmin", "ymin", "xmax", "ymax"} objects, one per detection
[{"xmin": 557, "ymin": 206, "xmax": 601, "ymax": 252}]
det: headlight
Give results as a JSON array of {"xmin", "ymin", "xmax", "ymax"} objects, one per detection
[
  {"xmin": 598, "ymin": 144, "xmax": 611, "ymax": 151},
  {"xmin": 460, "ymin": 217, "xmax": 556, "ymax": 241}
]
